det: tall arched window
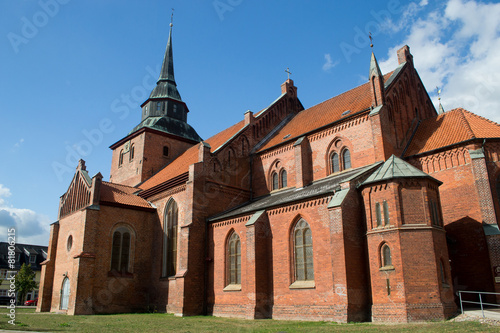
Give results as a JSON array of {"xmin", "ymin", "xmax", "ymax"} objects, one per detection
[
  {"xmin": 383, "ymin": 200, "xmax": 390, "ymax": 226},
  {"xmin": 280, "ymin": 169, "xmax": 287, "ymax": 188},
  {"xmin": 331, "ymin": 153, "xmax": 340, "ymax": 173},
  {"xmin": 226, "ymin": 232, "xmax": 241, "ymax": 286},
  {"xmin": 342, "ymin": 149, "xmax": 351, "ymax": 170},
  {"xmin": 118, "ymin": 150, "xmax": 124, "ymax": 167},
  {"xmin": 111, "ymin": 227, "xmax": 131, "ymax": 272},
  {"xmin": 293, "ymin": 219, "xmax": 314, "ymax": 281},
  {"xmin": 129, "ymin": 144, "xmax": 135, "ymax": 161},
  {"xmin": 163, "ymin": 199, "xmax": 178, "ymax": 277},
  {"xmin": 272, "ymin": 172, "xmax": 279, "ymax": 190},
  {"xmin": 60, "ymin": 277, "xmax": 70, "ymax": 310},
  {"xmin": 381, "ymin": 244, "xmax": 392, "ymax": 268},
  {"xmin": 375, "ymin": 202, "xmax": 382, "ymax": 226}
]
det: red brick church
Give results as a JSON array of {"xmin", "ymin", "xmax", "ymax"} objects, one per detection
[{"xmin": 37, "ymin": 23, "xmax": 500, "ymax": 322}]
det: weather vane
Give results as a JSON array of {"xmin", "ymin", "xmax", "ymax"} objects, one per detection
[
  {"xmin": 436, "ymin": 86, "xmax": 441, "ymax": 101},
  {"xmin": 369, "ymin": 32, "xmax": 373, "ymax": 48},
  {"xmin": 285, "ymin": 67, "xmax": 292, "ymax": 80},
  {"xmin": 170, "ymin": 8, "xmax": 174, "ymax": 27}
]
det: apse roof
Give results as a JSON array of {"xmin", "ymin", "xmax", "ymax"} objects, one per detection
[
  {"xmin": 360, "ymin": 155, "xmax": 439, "ymax": 186},
  {"xmin": 405, "ymin": 108, "xmax": 500, "ymax": 156}
]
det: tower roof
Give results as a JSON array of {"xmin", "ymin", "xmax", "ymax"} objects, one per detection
[
  {"xmin": 361, "ymin": 155, "xmax": 440, "ymax": 186},
  {"xmin": 149, "ymin": 24, "xmax": 182, "ymax": 101}
]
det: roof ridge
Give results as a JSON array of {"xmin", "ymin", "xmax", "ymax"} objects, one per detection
[
  {"xmin": 456, "ymin": 108, "xmax": 476, "ymax": 140},
  {"xmin": 460, "ymin": 108, "xmax": 500, "ymax": 127}
]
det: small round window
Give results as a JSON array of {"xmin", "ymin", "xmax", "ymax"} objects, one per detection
[{"xmin": 67, "ymin": 235, "xmax": 73, "ymax": 252}]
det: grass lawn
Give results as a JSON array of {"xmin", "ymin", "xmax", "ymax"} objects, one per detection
[{"xmin": 0, "ymin": 308, "xmax": 497, "ymax": 332}]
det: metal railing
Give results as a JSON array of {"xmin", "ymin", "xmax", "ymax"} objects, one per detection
[{"xmin": 458, "ymin": 290, "xmax": 500, "ymax": 318}]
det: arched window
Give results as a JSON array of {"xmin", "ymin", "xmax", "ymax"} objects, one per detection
[
  {"xmin": 111, "ymin": 227, "xmax": 131, "ymax": 272},
  {"xmin": 280, "ymin": 169, "xmax": 287, "ymax": 188},
  {"xmin": 129, "ymin": 144, "xmax": 135, "ymax": 161},
  {"xmin": 293, "ymin": 219, "xmax": 314, "ymax": 281},
  {"xmin": 60, "ymin": 277, "xmax": 70, "ymax": 310},
  {"xmin": 272, "ymin": 172, "xmax": 279, "ymax": 190},
  {"xmin": 119, "ymin": 150, "xmax": 124, "ymax": 167},
  {"xmin": 381, "ymin": 244, "xmax": 392, "ymax": 268},
  {"xmin": 162, "ymin": 199, "xmax": 178, "ymax": 277},
  {"xmin": 342, "ymin": 149, "xmax": 351, "ymax": 170},
  {"xmin": 383, "ymin": 200, "xmax": 390, "ymax": 226},
  {"xmin": 226, "ymin": 232, "xmax": 241, "ymax": 285},
  {"xmin": 375, "ymin": 202, "xmax": 382, "ymax": 226},
  {"xmin": 331, "ymin": 153, "xmax": 340, "ymax": 173}
]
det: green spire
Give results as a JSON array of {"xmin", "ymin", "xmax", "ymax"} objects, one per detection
[
  {"xmin": 149, "ymin": 22, "xmax": 182, "ymax": 101},
  {"xmin": 369, "ymin": 52, "xmax": 383, "ymax": 79}
]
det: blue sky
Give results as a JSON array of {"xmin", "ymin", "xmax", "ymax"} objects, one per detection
[{"xmin": 1, "ymin": 0, "xmax": 499, "ymax": 245}]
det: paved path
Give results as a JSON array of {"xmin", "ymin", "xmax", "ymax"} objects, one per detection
[{"xmin": 464, "ymin": 308, "xmax": 500, "ymax": 321}]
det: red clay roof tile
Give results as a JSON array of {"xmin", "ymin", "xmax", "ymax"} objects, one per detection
[
  {"xmin": 405, "ymin": 108, "xmax": 500, "ymax": 156},
  {"xmin": 100, "ymin": 181, "xmax": 152, "ymax": 209},
  {"xmin": 257, "ymin": 73, "xmax": 392, "ymax": 152},
  {"xmin": 138, "ymin": 120, "xmax": 246, "ymax": 191}
]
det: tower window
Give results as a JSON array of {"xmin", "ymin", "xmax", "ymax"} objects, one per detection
[
  {"xmin": 375, "ymin": 202, "xmax": 382, "ymax": 227},
  {"xmin": 383, "ymin": 200, "xmax": 390, "ymax": 226},
  {"xmin": 156, "ymin": 102, "xmax": 161, "ymax": 111},
  {"xmin": 129, "ymin": 144, "xmax": 135, "ymax": 161},
  {"xmin": 119, "ymin": 150, "xmax": 124, "ymax": 167},
  {"xmin": 381, "ymin": 244, "xmax": 392, "ymax": 268},
  {"xmin": 163, "ymin": 146, "xmax": 169, "ymax": 157}
]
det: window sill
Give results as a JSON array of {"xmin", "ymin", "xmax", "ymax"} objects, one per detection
[
  {"xmin": 289, "ymin": 280, "xmax": 315, "ymax": 289},
  {"xmin": 223, "ymin": 284, "xmax": 241, "ymax": 291},
  {"xmin": 379, "ymin": 265, "xmax": 395, "ymax": 272}
]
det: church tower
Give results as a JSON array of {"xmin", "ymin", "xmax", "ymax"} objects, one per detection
[{"xmin": 109, "ymin": 21, "xmax": 202, "ymax": 187}]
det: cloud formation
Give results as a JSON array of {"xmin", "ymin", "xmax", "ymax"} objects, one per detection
[
  {"xmin": 323, "ymin": 53, "xmax": 339, "ymax": 72},
  {"xmin": 0, "ymin": 184, "xmax": 50, "ymax": 245},
  {"xmin": 379, "ymin": 0, "xmax": 500, "ymax": 124}
]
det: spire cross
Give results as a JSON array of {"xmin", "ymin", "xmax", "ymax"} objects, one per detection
[
  {"xmin": 170, "ymin": 8, "xmax": 174, "ymax": 26},
  {"xmin": 369, "ymin": 32, "xmax": 373, "ymax": 48},
  {"xmin": 285, "ymin": 67, "xmax": 292, "ymax": 80}
]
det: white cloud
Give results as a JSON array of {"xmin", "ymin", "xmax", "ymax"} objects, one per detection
[
  {"xmin": 322, "ymin": 53, "xmax": 339, "ymax": 72},
  {"xmin": 419, "ymin": 0, "xmax": 429, "ymax": 6},
  {"xmin": 0, "ymin": 184, "xmax": 50, "ymax": 245},
  {"xmin": 379, "ymin": 0, "xmax": 500, "ymax": 124},
  {"xmin": 12, "ymin": 138, "xmax": 24, "ymax": 151}
]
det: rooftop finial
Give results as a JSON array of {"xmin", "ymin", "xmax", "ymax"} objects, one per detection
[
  {"xmin": 170, "ymin": 8, "xmax": 174, "ymax": 27},
  {"xmin": 436, "ymin": 86, "xmax": 445, "ymax": 114},
  {"xmin": 285, "ymin": 67, "xmax": 292, "ymax": 80},
  {"xmin": 369, "ymin": 32, "xmax": 373, "ymax": 48}
]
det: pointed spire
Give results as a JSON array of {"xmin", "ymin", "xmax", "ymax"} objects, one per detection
[
  {"xmin": 148, "ymin": 17, "xmax": 182, "ymax": 102},
  {"xmin": 158, "ymin": 22, "xmax": 175, "ymax": 84},
  {"xmin": 369, "ymin": 52, "xmax": 383, "ymax": 79}
]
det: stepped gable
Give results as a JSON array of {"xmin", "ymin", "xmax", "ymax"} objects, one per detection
[
  {"xmin": 405, "ymin": 108, "xmax": 500, "ymax": 156},
  {"xmin": 258, "ymin": 72, "xmax": 393, "ymax": 152},
  {"xmin": 139, "ymin": 119, "xmax": 246, "ymax": 191},
  {"xmin": 100, "ymin": 181, "xmax": 153, "ymax": 209}
]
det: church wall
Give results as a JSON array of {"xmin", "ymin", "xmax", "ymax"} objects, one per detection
[
  {"xmin": 407, "ymin": 147, "xmax": 497, "ymax": 296},
  {"xmin": 49, "ymin": 209, "xmax": 87, "ymax": 314},
  {"xmin": 253, "ymin": 114, "xmax": 378, "ymax": 198},
  {"xmin": 82, "ymin": 205, "xmax": 156, "ymax": 314},
  {"xmin": 268, "ymin": 199, "xmax": 350, "ymax": 321},
  {"xmin": 109, "ymin": 130, "xmax": 196, "ymax": 187}
]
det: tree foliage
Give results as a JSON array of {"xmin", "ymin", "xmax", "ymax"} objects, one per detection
[{"xmin": 14, "ymin": 263, "xmax": 38, "ymax": 304}]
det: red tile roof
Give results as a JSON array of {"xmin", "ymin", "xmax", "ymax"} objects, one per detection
[
  {"xmin": 139, "ymin": 120, "xmax": 246, "ymax": 191},
  {"xmin": 100, "ymin": 181, "xmax": 152, "ymax": 209},
  {"xmin": 258, "ymin": 73, "xmax": 392, "ymax": 152},
  {"xmin": 405, "ymin": 108, "xmax": 500, "ymax": 156}
]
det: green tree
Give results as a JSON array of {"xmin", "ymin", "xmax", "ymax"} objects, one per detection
[{"xmin": 14, "ymin": 263, "xmax": 38, "ymax": 305}]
